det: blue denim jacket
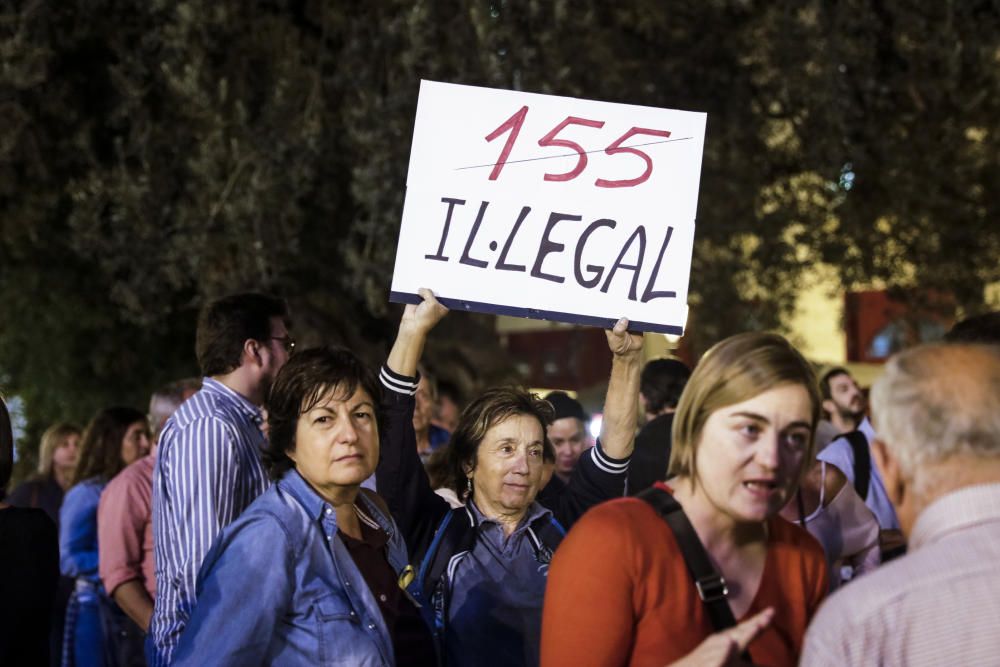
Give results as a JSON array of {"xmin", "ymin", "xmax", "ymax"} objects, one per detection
[
  {"xmin": 59, "ymin": 478, "xmax": 105, "ymax": 583},
  {"xmin": 172, "ymin": 469, "xmax": 419, "ymax": 666}
]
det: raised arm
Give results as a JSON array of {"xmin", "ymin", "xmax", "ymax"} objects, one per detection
[
  {"xmin": 600, "ymin": 317, "xmax": 644, "ymax": 460},
  {"xmin": 377, "ymin": 288, "xmax": 451, "ymax": 558}
]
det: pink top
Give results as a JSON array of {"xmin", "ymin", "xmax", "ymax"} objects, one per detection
[{"xmin": 98, "ymin": 455, "xmax": 156, "ymax": 597}]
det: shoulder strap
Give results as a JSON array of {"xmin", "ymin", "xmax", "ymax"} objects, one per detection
[
  {"xmin": 844, "ymin": 431, "xmax": 870, "ymax": 500},
  {"xmin": 637, "ymin": 488, "xmax": 740, "ymax": 632},
  {"xmin": 418, "ymin": 506, "xmax": 478, "ymax": 595}
]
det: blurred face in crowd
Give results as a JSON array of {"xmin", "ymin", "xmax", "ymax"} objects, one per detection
[
  {"xmin": 289, "ymin": 386, "xmax": 379, "ymax": 498},
  {"xmin": 120, "ymin": 421, "xmax": 152, "ymax": 466},
  {"xmin": 413, "ymin": 376, "xmax": 433, "ymax": 435},
  {"xmin": 469, "ymin": 414, "xmax": 546, "ymax": 520},
  {"xmin": 548, "ymin": 417, "xmax": 587, "ymax": 477},
  {"xmin": 436, "ymin": 395, "xmax": 461, "ymax": 433},
  {"xmin": 825, "ymin": 372, "xmax": 865, "ymax": 423},
  {"xmin": 692, "ymin": 384, "xmax": 812, "ymax": 524},
  {"xmin": 52, "ymin": 433, "xmax": 81, "ymax": 468}
]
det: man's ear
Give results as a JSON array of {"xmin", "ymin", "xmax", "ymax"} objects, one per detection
[
  {"xmin": 822, "ymin": 398, "xmax": 837, "ymax": 417},
  {"xmin": 243, "ymin": 338, "xmax": 262, "ymax": 367},
  {"xmin": 872, "ymin": 437, "xmax": 902, "ymax": 506}
]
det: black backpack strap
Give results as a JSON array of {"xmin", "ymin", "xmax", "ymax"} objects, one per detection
[
  {"xmin": 636, "ymin": 488, "xmax": 742, "ymax": 633},
  {"xmin": 844, "ymin": 430, "xmax": 871, "ymax": 500}
]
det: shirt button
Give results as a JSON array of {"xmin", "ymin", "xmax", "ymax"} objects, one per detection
[
  {"xmin": 379, "ymin": 593, "xmax": 387, "ymax": 602},
  {"xmin": 349, "ymin": 611, "xmax": 356, "ymax": 617},
  {"xmin": 325, "ymin": 507, "xmax": 332, "ymax": 515},
  {"xmin": 368, "ymin": 623, "xmax": 376, "ymax": 630},
  {"xmin": 345, "ymin": 580, "xmax": 351, "ymax": 587}
]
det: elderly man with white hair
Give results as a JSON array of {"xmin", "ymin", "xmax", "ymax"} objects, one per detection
[{"xmin": 801, "ymin": 342, "xmax": 1000, "ymax": 666}]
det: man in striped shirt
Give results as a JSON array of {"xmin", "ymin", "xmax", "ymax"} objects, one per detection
[
  {"xmin": 148, "ymin": 293, "xmax": 292, "ymax": 666},
  {"xmin": 802, "ymin": 343, "xmax": 1000, "ymax": 666}
]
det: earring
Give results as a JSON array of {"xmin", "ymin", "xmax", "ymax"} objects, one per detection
[{"xmin": 466, "ymin": 477, "xmax": 473, "ymax": 494}]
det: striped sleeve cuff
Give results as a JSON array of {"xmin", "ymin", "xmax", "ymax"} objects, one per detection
[
  {"xmin": 590, "ymin": 441, "xmax": 630, "ymax": 475},
  {"xmin": 380, "ymin": 364, "xmax": 419, "ymax": 396}
]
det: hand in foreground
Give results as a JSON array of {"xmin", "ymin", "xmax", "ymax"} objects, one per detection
[
  {"xmin": 605, "ymin": 317, "xmax": 643, "ymax": 361},
  {"xmin": 400, "ymin": 287, "xmax": 449, "ymax": 336},
  {"xmin": 667, "ymin": 607, "xmax": 775, "ymax": 667}
]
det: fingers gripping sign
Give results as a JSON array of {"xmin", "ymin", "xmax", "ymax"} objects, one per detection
[
  {"xmin": 401, "ymin": 287, "xmax": 450, "ymax": 335},
  {"xmin": 605, "ymin": 317, "xmax": 644, "ymax": 359}
]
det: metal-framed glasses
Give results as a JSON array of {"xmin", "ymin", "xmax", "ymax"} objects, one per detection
[{"xmin": 270, "ymin": 336, "xmax": 296, "ymax": 354}]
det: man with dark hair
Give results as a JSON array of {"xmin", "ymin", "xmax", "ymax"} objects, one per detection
[
  {"xmin": 817, "ymin": 366, "xmax": 903, "ymax": 557},
  {"xmin": 149, "ymin": 293, "xmax": 291, "ymax": 666},
  {"xmin": 628, "ymin": 357, "xmax": 691, "ymax": 494},
  {"xmin": 819, "ymin": 367, "xmax": 866, "ymax": 435}
]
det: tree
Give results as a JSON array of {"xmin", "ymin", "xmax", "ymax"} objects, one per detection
[{"xmin": 2, "ymin": 0, "xmax": 997, "ymax": 474}]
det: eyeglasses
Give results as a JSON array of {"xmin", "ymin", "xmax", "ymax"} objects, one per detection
[{"xmin": 270, "ymin": 336, "xmax": 296, "ymax": 354}]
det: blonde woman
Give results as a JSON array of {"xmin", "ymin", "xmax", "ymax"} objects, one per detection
[{"xmin": 542, "ymin": 333, "xmax": 828, "ymax": 667}]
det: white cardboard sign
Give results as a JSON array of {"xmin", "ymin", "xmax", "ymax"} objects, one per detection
[{"xmin": 390, "ymin": 80, "xmax": 706, "ymax": 334}]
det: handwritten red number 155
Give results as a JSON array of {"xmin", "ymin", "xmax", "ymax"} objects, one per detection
[{"xmin": 484, "ymin": 105, "xmax": 670, "ymax": 188}]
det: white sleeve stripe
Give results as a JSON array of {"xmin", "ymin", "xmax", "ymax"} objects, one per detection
[
  {"xmin": 591, "ymin": 445, "xmax": 629, "ymax": 474},
  {"xmin": 380, "ymin": 367, "xmax": 417, "ymax": 395}
]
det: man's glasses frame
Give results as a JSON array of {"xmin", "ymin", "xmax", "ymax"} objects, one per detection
[{"xmin": 270, "ymin": 336, "xmax": 296, "ymax": 354}]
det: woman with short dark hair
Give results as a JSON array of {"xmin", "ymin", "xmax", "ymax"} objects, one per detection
[
  {"xmin": 59, "ymin": 407, "xmax": 150, "ymax": 667},
  {"xmin": 375, "ymin": 289, "xmax": 639, "ymax": 667},
  {"xmin": 172, "ymin": 347, "xmax": 435, "ymax": 666}
]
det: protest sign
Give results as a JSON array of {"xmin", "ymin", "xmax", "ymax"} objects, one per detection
[{"xmin": 390, "ymin": 80, "xmax": 706, "ymax": 334}]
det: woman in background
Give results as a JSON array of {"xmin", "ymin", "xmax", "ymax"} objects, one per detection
[
  {"xmin": 1, "ymin": 396, "xmax": 60, "ymax": 666},
  {"xmin": 8, "ymin": 422, "xmax": 82, "ymax": 524},
  {"xmin": 60, "ymin": 407, "xmax": 150, "ymax": 667}
]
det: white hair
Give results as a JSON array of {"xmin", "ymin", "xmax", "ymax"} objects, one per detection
[{"xmin": 871, "ymin": 344, "xmax": 1000, "ymax": 487}]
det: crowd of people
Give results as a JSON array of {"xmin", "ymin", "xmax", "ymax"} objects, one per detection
[{"xmin": 1, "ymin": 289, "xmax": 998, "ymax": 666}]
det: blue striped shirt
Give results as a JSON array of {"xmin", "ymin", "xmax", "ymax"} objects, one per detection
[{"xmin": 148, "ymin": 377, "xmax": 270, "ymax": 666}]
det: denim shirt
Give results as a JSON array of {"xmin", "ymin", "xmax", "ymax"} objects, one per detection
[
  {"xmin": 59, "ymin": 478, "xmax": 106, "ymax": 583},
  {"xmin": 445, "ymin": 500, "xmax": 558, "ymax": 667},
  {"xmin": 172, "ymin": 469, "xmax": 418, "ymax": 666}
]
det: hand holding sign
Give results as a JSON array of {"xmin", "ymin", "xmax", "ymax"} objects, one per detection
[{"xmin": 391, "ymin": 81, "xmax": 706, "ymax": 334}]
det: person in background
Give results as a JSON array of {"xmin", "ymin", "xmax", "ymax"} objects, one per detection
[
  {"xmin": 60, "ymin": 407, "xmax": 150, "ymax": 667},
  {"xmin": 1, "ymin": 396, "xmax": 60, "ymax": 666},
  {"xmin": 98, "ymin": 379, "xmax": 201, "ymax": 642},
  {"xmin": 629, "ymin": 358, "xmax": 691, "ymax": 494},
  {"xmin": 172, "ymin": 347, "xmax": 435, "ymax": 666},
  {"xmin": 816, "ymin": 368, "xmax": 903, "ymax": 558},
  {"xmin": 8, "ymin": 421, "xmax": 82, "ymax": 666},
  {"xmin": 802, "ymin": 343, "xmax": 1000, "ymax": 665},
  {"xmin": 433, "ymin": 380, "xmax": 464, "ymax": 433},
  {"xmin": 541, "ymin": 333, "xmax": 828, "ymax": 667},
  {"xmin": 413, "ymin": 367, "xmax": 450, "ymax": 463},
  {"xmin": 149, "ymin": 292, "xmax": 292, "ymax": 666},
  {"xmin": 542, "ymin": 391, "xmax": 591, "ymax": 486},
  {"xmin": 8, "ymin": 422, "xmax": 82, "ymax": 524}
]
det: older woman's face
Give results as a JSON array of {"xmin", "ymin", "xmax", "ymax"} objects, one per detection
[
  {"xmin": 693, "ymin": 383, "xmax": 812, "ymax": 523},
  {"xmin": 469, "ymin": 414, "xmax": 545, "ymax": 519},
  {"xmin": 289, "ymin": 386, "xmax": 379, "ymax": 498}
]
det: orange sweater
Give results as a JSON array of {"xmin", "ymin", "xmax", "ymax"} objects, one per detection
[{"xmin": 541, "ymin": 489, "xmax": 828, "ymax": 667}]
